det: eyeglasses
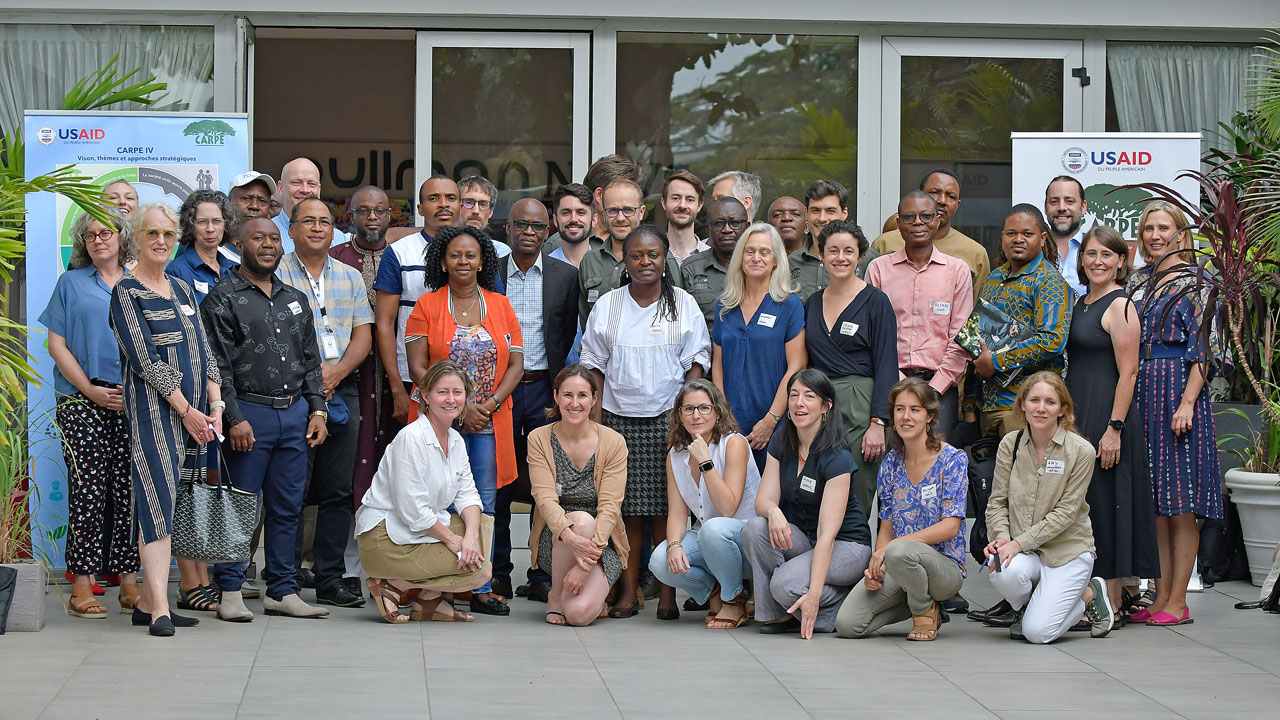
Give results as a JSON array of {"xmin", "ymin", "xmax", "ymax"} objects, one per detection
[
  {"xmin": 461, "ymin": 198, "xmax": 492, "ymax": 210},
  {"xmin": 194, "ymin": 217, "xmax": 225, "ymax": 228},
  {"xmin": 708, "ymin": 218, "xmax": 749, "ymax": 231},
  {"xmin": 509, "ymin": 219, "xmax": 549, "ymax": 233},
  {"xmin": 81, "ymin": 228, "xmax": 116, "ymax": 243},
  {"xmin": 299, "ymin": 216, "xmax": 334, "ymax": 228},
  {"xmin": 604, "ymin": 206, "xmax": 639, "ymax": 218},
  {"xmin": 139, "ymin": 228, "xmax": 180, "ymax": 242},
  {"xmin": 680, "ymin": 404, "xmax": 715, "ymax": 416},
  {"xmin": 353, "ymin": 207, "xmax": 390, "ymax": 218},
  {"xmin": 899, "ymin": 212, "xmax": 938, "ymax": 225}
]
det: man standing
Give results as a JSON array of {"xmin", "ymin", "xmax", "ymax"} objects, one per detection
[
  {"xmin": 709, "ymin": 170, "xmax": 762, "ymax": 221},
  {"xmin": 871, "ymin": 169, "xmax": 989, "ymax": 294},
  {"xmin": 229, "ymin": 171, "xmax": 275, "ymax": 221},
  {"xmin": 203, "ymin": 217, "xmax": 330, "ymax": 621},
  {"xmin": 272, "ymin": 158, "xmax": 350, "ymax": 253},
  {"xmin": 495, "ymin": 198, "xmax": 580, "ymax": 602},
  {"xmin": 1045, "ymin": 175, "xmax": 1089, "ymax": 297},
  {"xmin": 577, "ymin": 178, "xmax": 682, "ymax": 325},
  {"xmin": 547, "ymin": 183, "xmax": 599, "ymax": 267},
  {"xmin": 865, "ymin": 192, "xmax": 973, "ymax": 440},
  {"xmin": 543, "ymin": 155, "xmax": 640, "ymax": 257},
  {"xmin": 767, "ymin": 195, "xmax": 807, "ymax": 255},
  {"xmin": 661, "ymin": 170, "xmax": 707, "ymax": 263},
  {"xmin": 789, "ymin": 179, "xmax": 878, "ymax": 301},
  {"xmin": 459, "ymin": 175, "xmax": 511, "ymax": 258},
  {"xmin": 682, "ymin": 197, "xmax": 747, "ymax": 330},
  {"xmin": 373, "ymin": 176, "xmax": 459, "ymax": 424},
  {"xmin": 277, "ymin": 199, "xmax": 373, "ymax": 609}
]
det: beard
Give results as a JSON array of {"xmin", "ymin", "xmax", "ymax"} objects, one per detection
[
  {"xmin": 1052, "ymin": 216, "xmax": 1081, "ymax": 237},
  {"xmin": 242, "ymin": 250, "xmax": 280, "ymax": 275},
  {"xmin": 358, "ymin": 226, "xmax": 386, "ymax": 245},
  {"xmin": 668, "ymin": 214, "xmax": 694, "ymax": 231}
]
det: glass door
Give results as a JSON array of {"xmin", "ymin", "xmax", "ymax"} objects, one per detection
[
  {"xmin": 414, "ymin": 31, "xmax": 590, "ymax": 233},
  {"xmin": 881, "ymin": 38, "xmax": 1084, "ymax": 258}
]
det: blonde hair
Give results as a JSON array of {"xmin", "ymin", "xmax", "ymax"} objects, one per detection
[
  {"xmin": 1012, "ymin": 371, "xmax": 1077, "ymax": 434},
  {"xmin": 131, "ymin": 202, "xmax": 179, "ymax": 234},
  {"xmin": 1136, "ymin": 200, "xmax": 1192, "ymax": 264},
  {"xmin": 719, "ymin": 222, "xmax": 793, "ymax": 318}
]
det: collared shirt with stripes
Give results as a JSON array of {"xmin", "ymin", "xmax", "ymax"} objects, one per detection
[{"xmin": 505, "ymin": 253, "xmax": 548, "ymax": 371}]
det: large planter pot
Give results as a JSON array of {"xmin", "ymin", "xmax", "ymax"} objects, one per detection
[
  {"xmin": 1214, "ymin": 402, "xmax": 1263, "ymax": 471},
  {"xmin": 1, "ymin": 560, "xmax": 46, "ymax": 632},
  {"xmin": 1224, "ymin": 468, "xmax": 1280, "ymax": 586}
]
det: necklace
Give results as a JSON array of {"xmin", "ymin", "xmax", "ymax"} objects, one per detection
[{"xmin": 452, "ymin": 289, "xmax": 480, "ymax": 319}]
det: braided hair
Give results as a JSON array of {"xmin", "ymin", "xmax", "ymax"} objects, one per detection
[
  {"xmin": 618, "ymin": 224, "xmax": 678, "ymax": 321},
  {"xmin": 996, "ymin": 203, "xmax": 1059, "ymax": 268},
  {"xmin": 424, "ymin": 225, "xmax": 500, "ymax": 291}
]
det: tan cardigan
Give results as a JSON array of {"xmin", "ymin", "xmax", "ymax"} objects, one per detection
[{"xmin": 527, "ymin": 422, "xmax": 631, "ymax": 570}]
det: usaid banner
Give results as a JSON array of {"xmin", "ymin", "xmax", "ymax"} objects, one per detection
[
  {"xmin": 1011, "ymin": 132, "xmax": 1202, "ymax": 246},
  {"xmin": 24, "ymin": 111, "xmax": 248, "ymax": 568}
]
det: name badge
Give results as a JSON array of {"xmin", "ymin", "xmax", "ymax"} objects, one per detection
[
  {"xmin": 932, "ymin": 301, "xmax": 951, "ymax": 315},
  {"xmin": 839, "ymin": 321, "xmax": 859, "ymax": 336},
  {"xmin": 1045, "ymin": 459, "xmax": 1065, "ymax": 475},
  {"xmin": 799, "ymin": 475, "xmax": 817, "ymax": 493},
  {"xmin": 649, "ymin": 323, "xmax": 665, "ymax": 335},
  {"xmin": 321, "ymin": 332, "xmax": 340, "ymax": 360},
  {"xmin": 555, "ymin": 482, "xmax": 563, "ymax": 496},
  {"xmin": 179, "ymin": 304, "xmax": 196, "ymax": 316},
  {"xmin": 288, "ymin": 301, "xmax": 303, "ymax": 316},
  {"xmin": 193, "ymin": 280, "xmax": 209, "ymax": 294},
  {"xmin": 758, "ymin": 313, "xmax": 777, "ymax": 328},
  {"xmin": 588, "ymin": 289, "xmax": 599, "ymax": 303},
  {"xmin": 921, "ymin": 484, "xmax": 938, "ymax": 500}
]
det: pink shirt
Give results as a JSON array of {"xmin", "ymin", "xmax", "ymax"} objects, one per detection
[{"xmin": 865, "ymin": 247, "xmax": 973, "ymax": 394}]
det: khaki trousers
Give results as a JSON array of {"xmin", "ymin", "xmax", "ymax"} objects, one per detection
[
  {"xmin": 357, "ymin": 515, "xmax": 493, "ymax": 590},
  {"xmin": 835, "ymin": 540, "xmax": 964, "ymax": 638}
]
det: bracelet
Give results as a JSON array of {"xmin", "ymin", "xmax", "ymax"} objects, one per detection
[
  {"xmin": 669, "ymin": 539, "xmax": 681, "ymax": 549},
  {"xmin": 180, "ymin": 405, "xmax": 191, "ymax": 419},
  {"xmin": 209, "ymin": 400, "xmax": 226, "ymax": 410},
  {"xmin": 769, "ymin": 411, "xmax": 782, "ymax": 422}
]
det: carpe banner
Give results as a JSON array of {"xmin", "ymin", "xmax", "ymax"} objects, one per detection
[{"xmin": 23, "ymin": 110, "xmax": 249, "ymax": 568}]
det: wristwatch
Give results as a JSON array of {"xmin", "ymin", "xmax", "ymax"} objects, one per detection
[
  {"xmin": 870, "ymin": 417, "xmax": 887, "ymax": 426},
  {"xmin": 699, "ymin": 459, "xmax": 716, "ymax": 473},
  {"xmin": 310, "ymin": 410, "xmax": 329, "ymax": 420},
  {"xmin": 1108, "ymin": 419, "xmax": 1125, "ymax": 432}
]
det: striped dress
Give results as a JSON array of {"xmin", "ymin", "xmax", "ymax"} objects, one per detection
[{"xmin": 109, "ymin": 274, "xmax": 222, "ymax": 543}]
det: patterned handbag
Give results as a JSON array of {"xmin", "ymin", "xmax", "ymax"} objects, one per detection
[{"xmin": 171, "ymin": 448, "xmax": 259, "ymax": 564}]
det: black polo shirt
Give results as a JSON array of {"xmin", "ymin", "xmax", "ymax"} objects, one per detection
[{"xmin": 768, "ymin": 430, "xmax": 870, "ymax": 546}]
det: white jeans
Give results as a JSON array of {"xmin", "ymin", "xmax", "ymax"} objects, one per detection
[{"xmin": 989, "ymin": 551, "xmax": 1093, "ymax": 644}]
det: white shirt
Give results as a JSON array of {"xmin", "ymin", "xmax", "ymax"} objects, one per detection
[
  {"xmin": 580, "ymin": 286, "xmax": 711, "ymax": 416},
  {"xmin": 353, "ymin": 415, "xmax": 482, "ymax": 545},
  {"xmin": 668, "ymin": 433, "xmax": 760, "ymax": 529},
  {"xmin": 374, "ymin": 231, "xmax": 432, "ymax": 381}
]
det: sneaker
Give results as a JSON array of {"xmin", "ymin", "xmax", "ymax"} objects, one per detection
[
  {"xmin": 1083, "ymin": 577, "xmax": 1115, "ymax": 638},
  {"xmin": 1009, "ymin": 609, "xmax": 1025, "ymax": 641}
]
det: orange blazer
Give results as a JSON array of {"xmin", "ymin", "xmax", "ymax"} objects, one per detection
[{"xmin": 404, "ymin": 286, "xmax": 523, "ymax": 488}]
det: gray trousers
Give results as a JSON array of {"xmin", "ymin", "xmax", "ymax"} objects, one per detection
[
  {"xmin": 741, "ymin": 516, "xmax": 871, "ymax": 633},
  {"xmin": 834, "ymin": 539, "xmax": 965, "ymax": 638}
]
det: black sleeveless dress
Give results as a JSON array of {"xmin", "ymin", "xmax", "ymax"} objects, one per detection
[{"xmin": 1065, "ymin": 289, "xmax": 1160, "ymax": 579}]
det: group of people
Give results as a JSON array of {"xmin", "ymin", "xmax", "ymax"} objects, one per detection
[{"xmin": 42, "ymin": 153, "xmax": 1223, "ymax": 643}]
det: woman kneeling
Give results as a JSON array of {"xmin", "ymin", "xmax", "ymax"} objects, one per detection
[
  {"xmin": 835, "ymin": 378, "xmax": 968, "ymax": 641},
  {"xmin": 650, "ymin": 380, "xmax": 760, "ymax": 629},
  {"xmin": 354, "ymin": 360, "xmax": 493, "ymax": 623}
]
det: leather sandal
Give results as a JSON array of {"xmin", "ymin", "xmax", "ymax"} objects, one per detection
[
  {"xmin": 69, "ymin": 584, "xmax": 108, "ymax": 619},
  {"xmin": 707, "ymin": 592, "xmax": 749, "ymax": 629},
  {"xmin": 118, "ymin": 582, "xmax": 143, "ymax": 613},
  {"xmin": 906, "ymin": 602, "xmax": 943, "ymax": 641},
  {"xmin": 176, "ymin": 585, "xmax": 218, "ymax": 612},
  {"xmin": 66, "ymin": 571, "xmax": 104, "ymax": 596},
  {"xmin": 366, "ymin": 579, "xmax": 410, "ymax": 624},
  {"xmin": 411, "ymin": 596, "xmax": 474, "ymax": 622}
]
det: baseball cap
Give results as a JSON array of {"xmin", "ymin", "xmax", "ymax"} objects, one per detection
[{"xmin": 229, "ymin": 171, "xmax": 278, "ymax": 196}]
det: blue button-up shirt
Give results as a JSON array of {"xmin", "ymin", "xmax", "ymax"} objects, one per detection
[
  {"xmin": 38, "ymin": 265, "xmax": 123, "ymax": 396},
  {"xmin": 274, "ymin": 210, "xmax": 351, "ymax": 256},
  {"xmin": 276, "ymin": 252, "xmax": 374, "ymax": 367},
  {"xmin": 166, "ymin": 244, "xmax": 236, "ymax": 304},
  {"xmin": 505, "ymin": 254, "xmax": 547, "ymax": 371},
  {"xmin": 1056, "ymin": 229, "xmax": 1086, "ymax": 298}
]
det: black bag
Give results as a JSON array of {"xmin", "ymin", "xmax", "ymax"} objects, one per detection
[
  {"xmin": 967, "ymin": 431, "xmax": 1022, "ymax": 564},
  {"xmin": 171, "ymin": 449, "xmax": 260, "ymax": 564},
  {"xmin": 1198, "ymin": 494, "xmax": 1251, "ymax": 585},
  {"xmin": 0, "ymin": 565, "xmax": 16, "ymax": 634}
]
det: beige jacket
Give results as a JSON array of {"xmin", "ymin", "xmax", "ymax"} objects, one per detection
[
  {"xmin": 986, "ymin": 426, "xmax": 1096, "ymax": 567},
  {"xmin": 528, "ymin": 422, "xmax": 631, "ymax": 569}
]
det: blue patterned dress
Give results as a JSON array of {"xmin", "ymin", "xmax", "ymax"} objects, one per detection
[{"xmin": 1127, "ymin": 267, "xmax": 1223, "ymax": 520}]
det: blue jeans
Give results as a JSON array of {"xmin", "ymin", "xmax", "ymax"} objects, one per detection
[
  {"xmin": 462, "ymin": 432, "xmax": 496, "ymax": 594},
  {"xmin": 648, "ymin": 517, "xmax": 750, "ymax": 604}
]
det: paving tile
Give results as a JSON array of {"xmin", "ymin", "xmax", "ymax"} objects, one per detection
[
  {"xmin": 240, "ymin": 666, "xmax": 427, "ymax": 716},
  {"xmin": 947, "ymin": 671, "xmax": 1176, "ymax": 712},
  {"xmin": 39, "ymin": 700, "xmax": 239, "ymax": 720},
  {"xmin": 1121, "ymin": 671, "xmax": 1280, "ymax": 712},
  {"xmin": 55, "ymin": 663, "xmax": 251, "ymax": 704}
]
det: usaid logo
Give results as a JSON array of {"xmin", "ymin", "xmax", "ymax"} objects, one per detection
[
  {"xmin": 59, "ymin": 128, "xmax": 105, "ymax": 141},
  {"xmin": 1061, "ymin": 147, "xmax": 1088, "ymax": 173},
  {"xmin": 37, "ymin": 126, "xmax": 55, "ymax": 145},
  {"xmin": 1090, "ymin": 150, "xmax": 1153, "ymax": 167}
]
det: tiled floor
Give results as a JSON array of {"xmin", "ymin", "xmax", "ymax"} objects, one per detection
[{"xmin": 4, "ymin": 563, "xmax": 1278, "ymax": 720}]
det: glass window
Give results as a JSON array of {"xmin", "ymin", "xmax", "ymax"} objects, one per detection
[{"xmin": 617, "ymin": 32, "xmax": 857, "ymax": 219}]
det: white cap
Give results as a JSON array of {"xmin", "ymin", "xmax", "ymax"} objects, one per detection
[{"xmin": 228, "ymin": 171, "xmax": 278, "ymax": 196}]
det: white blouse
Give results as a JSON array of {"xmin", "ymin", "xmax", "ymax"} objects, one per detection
[
  {"xmin": 668, "ymin": 433, "xmax": 760, "ymax": 529},
  {"xmin": 580, "ymin": 286, "xmax": 712, "ymax": 416},
  {"xmin": 353, "ymin": 415, "xmax": 482, "ymax": 545}
]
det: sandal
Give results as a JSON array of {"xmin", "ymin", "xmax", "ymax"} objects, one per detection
[
  {"xmin": 69, "ymin": 584, "xmax": 108, "ymax": 619},
  {"xmin": 411, "ymin": 596, "xmax": 475, "ymax": 622},
  {"xmin": 906, "ymin": 602, "xmax": 943, "ymax": 641},
  {"xmin": 545, "ymin": 610, "xmax": 568, "ymax": 626},
  {"xmin": 707, "ymin": 592, "xmax": 749, "ymax": 629},
  {"xmin": 66, "ymin": 571, "xmax": 105, "ymax": 596},
  {"xmin": 118, "ymin": 582, "xmax": 143, "ymax": 613},
  {"xmin": 176, "ymin": 585, "xmax": 218, "ymax": 612},
  {"xmin": 366, "ymin": 579, "xmax": 410, "ymax": 624}
]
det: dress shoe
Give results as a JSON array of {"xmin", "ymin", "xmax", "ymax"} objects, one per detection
[
  {"xmin": 342, "ymin": 576, "xmax": 362, "ymax": 597},
  {"xmin": 941, "ymin": 593, "xmax": 969, "ymax": 613},
  {"xmin": 967, "ymin": 599, "xmax": 1013, "ymax": 622},
  {"xmin": 1068, "ymin": 618, "xmax": 1092, "ymax": 632},
  {"xmin": 316, "ymin": 582, "xmax": 366, "ymax": 608},
  {"xmin": 982, "ymin": 606, "xmax": 1020, "ymax": 628},
  {"xmin": 470, "ymin": 595, "xmax": 511, "ymax": 616},
  {"xmin": 263, "ymin": 593, "xmax": 329, "ymax": 618},
  {"xmin": 239, "ymin": 581, "xmax": 261, "ymax": 599},
  {"xmin": 641, "ymin": 573, "xmax": 662, "ymax": 600},
  {"xmin": 1235, "ymin": 600, "xmax": 1264, "ymax": 610},
  {"xmin": 522, "ymin": 580, "xmax": 551, "ymax": 603},
  {"xmin": 490, "ymin": 578, "xmax": 514, "ymax": 600},
  {"xmin": 758, "ymin": 617, "xmax": 801, "ymax": 634},
  {"xmin": 296, "ymin": 568, "xmax": 316, "ymax": 589},
  {"xmin": 217, "ymin": 590, "xmax": 254, "ymax": 623},
  {"xmin": 684, "ymin": 596, "xmax": 711, "ymax": 612},
  {"xmin": 132, "ymin": 607, "xmax": 199, "ymax": 627}
]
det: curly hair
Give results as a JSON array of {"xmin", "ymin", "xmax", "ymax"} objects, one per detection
[
  {"xmin": 178, "ymin": 189, "xmax": 236, "ymax": 248},
  {"xmin": 816, "ymin": 218, "xmax": 867, "ymax": 256},
  {"xmin": 424, "ymin": 225, "xmax": 500, "ymax": 291},
  {"xmin": 68, "ymin": 208, "xmax": 133, "ymax": 270},
  {"xmin": 618, "ymin": 224, "xmax": 678, "ymax": 321},
  {"xmin": 666, "ymin": 379, "xmax": 739, "ymax": 451}
]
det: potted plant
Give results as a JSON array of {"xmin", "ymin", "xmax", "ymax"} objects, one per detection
[{"xmin": 1221, "ymin": 387, "xmax": 1280, "ymax": 585}]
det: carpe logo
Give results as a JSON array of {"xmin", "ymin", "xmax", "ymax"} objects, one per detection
[
  {"xmin": 36, "ymin": 126, "xmax": 55, "ymax": 145},
  {"xmin": 1061, "ymin": 147, "xmax": 1088, "ymax": 173},
  {"xmin": 183, "ymin": 120, "xmax": 237, "ymax": 146}
]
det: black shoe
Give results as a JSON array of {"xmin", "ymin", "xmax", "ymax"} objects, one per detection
[
  {"xmin": 1235, "ymin": 600, "xmax": 1264, "ymax": 610},
  {"xmin": 684, "ymin": 596, "xmax": 711, "ymax": 612},
  {"xmin": 523, "ymin": 580, "xmax": 551, "ymax": 603},
  {"xmin": 656, "ymin": 605, "xmax": 680, "ymax": 621},
  {"xmin": 470, "ymin": 595, "xmax": 511, "ymax": 616},
  {"xmin": 941, "ymin": 594, "xmax": 969, "ymax": 614},
  {"xmin": 982, "ymin": 607, "xmax": 1020, "ymax": 628},
  {"xmin": 490, "ymin": 578, "xmax": 514, "ymax": 600},
  {"xmin": 148, "ymin": 615, "xmax": 175, "ymax": 637},
  {"xmin": 316, "ymin": 582, "xmax": 366, "ymax": 608},
  {"xmin": 132, "ymin": 607, "xmax": 199, "ymax": 627},
  {"xmin": 296, "ymin": 568, "xmax": 316, "ymax": 589},
  {"xmin": 967, "ymin": 599, "xmax": 1014, "ymax": 622},
  {"xmin": 758, "ymin": 617, "xmax": 801, "ymax": 634},
  {"xmin": 641, "ymin": 573, "xmax": 662, "ymax": 600},
  {"xmin": 1068, "ymin": 618, "xmax": 1092, "ymax": 632},
  {"xmin": 342, "ymin": 576, "xmax": 362, "ymax": 597}
]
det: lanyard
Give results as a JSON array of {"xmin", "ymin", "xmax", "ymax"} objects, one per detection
[{"xmin": 298, "ymin": 255, "xmax": 331, "ymax": 332}]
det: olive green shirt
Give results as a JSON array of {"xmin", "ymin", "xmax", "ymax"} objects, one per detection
[
  {"xmin": 578, "ymin": 243, "xmax": 684, "ymax": 327},
  {"xmin": 986, "ymin": 426, "xmax": 1096, "ymax": 568},
  {"xmin": 680, "ymin": 249, "xmax": 731, "ymax": 330},
  {"xmin": 787, "ymin": 236, "xmax": 879, "ymax": 303}
]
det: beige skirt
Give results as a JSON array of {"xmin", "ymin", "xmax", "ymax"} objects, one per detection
[{"xmin": 357, "ymin": 515, "xmax": 493, "ymax": 589}]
